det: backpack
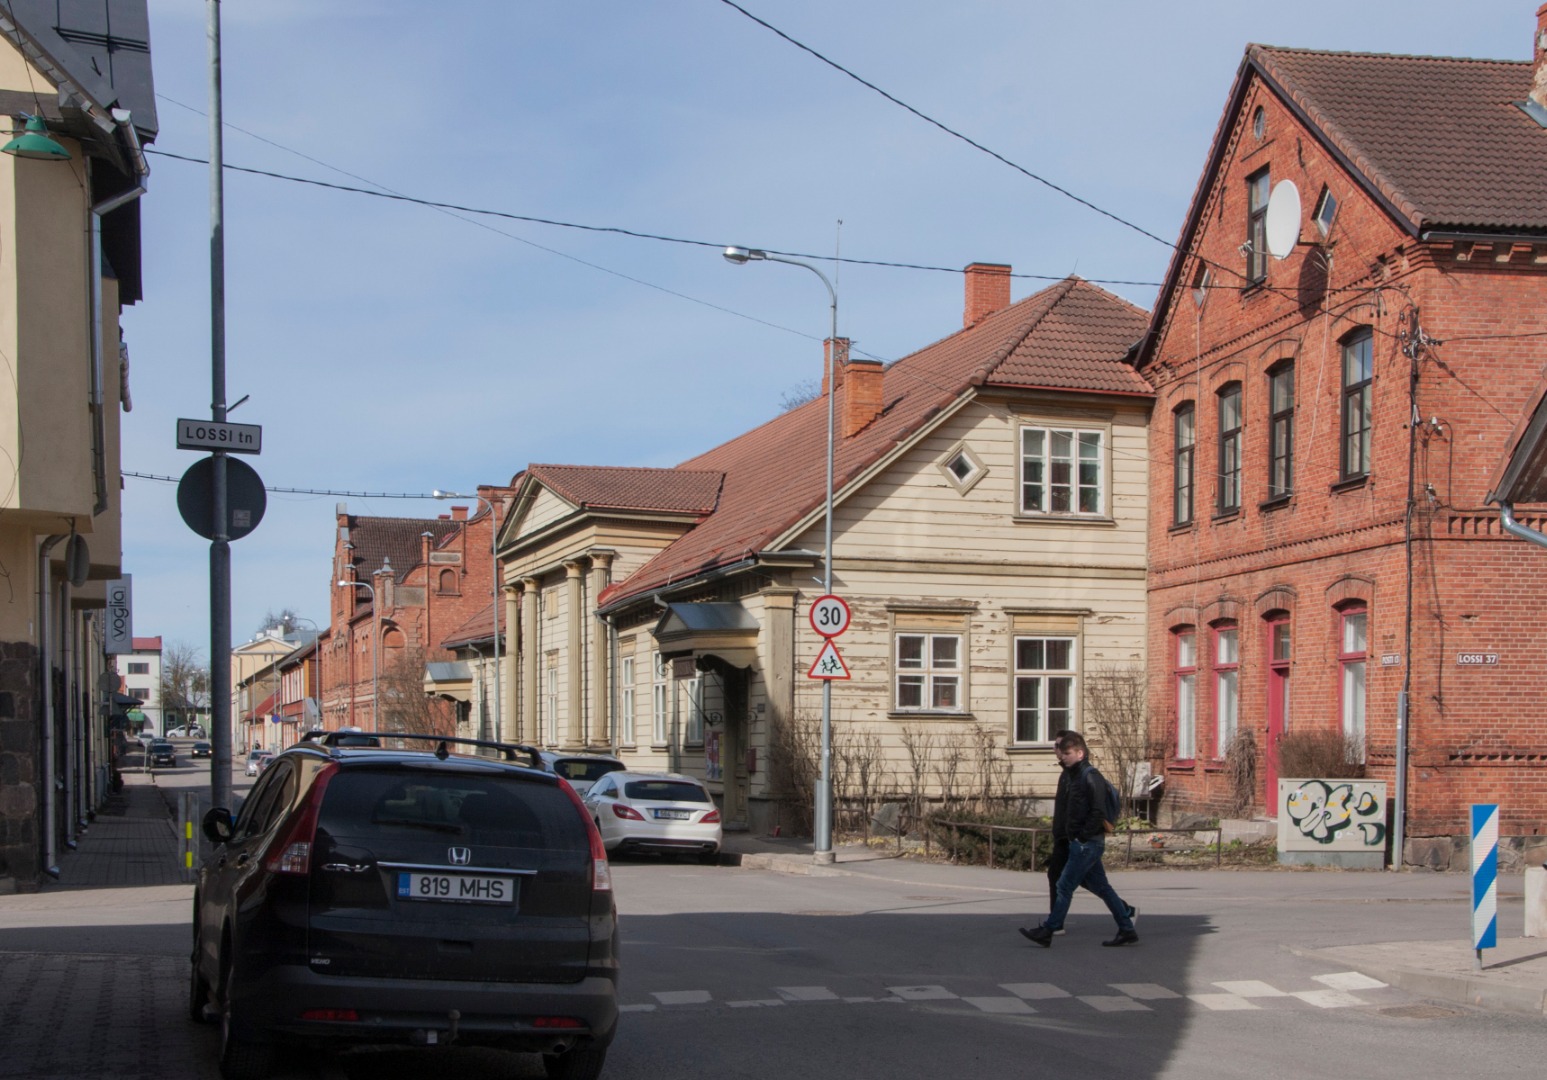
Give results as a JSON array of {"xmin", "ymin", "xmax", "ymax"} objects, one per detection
[{"xmin": 1088, "ymin": 766, "xmax": 1122, "ymax": 834}]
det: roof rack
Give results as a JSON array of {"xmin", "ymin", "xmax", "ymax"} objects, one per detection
[{"xmin": 297, "ymin": 729, "xmax": 541, "ymax": 768}]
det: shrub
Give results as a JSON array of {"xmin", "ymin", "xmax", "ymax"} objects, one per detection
[
  {"xmin": 1276, "ymin": 728, "xmax": 1364, "ymax": 779},
  {"xmin": 926, "ymin": 809, "xmax": 1053, "ymax": 871}
]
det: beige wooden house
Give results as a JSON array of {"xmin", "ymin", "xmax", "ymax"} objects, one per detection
[{"xmin": 495, "ymin": 267, "xmax": 1153, "ymax": 833}]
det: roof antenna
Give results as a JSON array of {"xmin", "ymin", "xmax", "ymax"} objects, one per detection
[{"xmin": 435, "ymin": 740, "xmax": 450, "ymax": 760}]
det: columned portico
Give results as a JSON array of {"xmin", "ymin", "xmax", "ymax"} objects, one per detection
[
  {"xmin": 564, "ymin": 561, "xmax": 585, "ymax": 747},
  {"xmin": 587, "ymin": 551, "xmax": 615, "ymax": 746},
  {"xmin": 520, "ymin": 577, "xmax": 539, "ymax": 743}
]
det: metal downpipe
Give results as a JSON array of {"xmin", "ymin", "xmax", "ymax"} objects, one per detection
[
  {"xmin": 1499, "ymin": 503, "xmax": 1547, "ymax": 550},
  {"xmin": 37, "ymin": 536, "xmax": 65, "ymax": 879}
]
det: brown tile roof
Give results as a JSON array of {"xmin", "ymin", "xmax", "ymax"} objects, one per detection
[
  {"xmin": 601, "ymin": 277, "xmax": 1150, "ymax": 608},
  {"xmin": 439, "ymin": 603, "xmax": 504, "ymax": 650},
  {"xmin": 525, "ymin": 465, "xmax": 724, "ymax": 516},
  {"xmin": 346, "ymin": 516, "xmax": 461, "ymax": 584},
  {"xmin": 1252, "ymin": 46, "xmax": 1547, "ymax": 233}
]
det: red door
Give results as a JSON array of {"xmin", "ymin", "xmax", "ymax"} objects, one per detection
[{"xmin": 1264, "ymin": 617, "xmax": 1291, "ymax": 809}]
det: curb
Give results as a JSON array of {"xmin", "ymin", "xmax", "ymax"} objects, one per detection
[
  {"xmin": 721, "ymin": 851, "xmax": 852, "ymax": 877},
  {"xmin": 1287, "ymin": 944, "xmax": 1547, "ymax": 1018}
]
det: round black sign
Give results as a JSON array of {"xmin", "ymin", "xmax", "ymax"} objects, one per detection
[{"xmin": 177, "ymin": 455, "xmax": 267, "ymax": 541}]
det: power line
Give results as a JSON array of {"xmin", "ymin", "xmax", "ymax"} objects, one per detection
[
  {"xmin": 124, "ymin": 471, "xmax": 441, "ymax": 500},
  {"xmin": 716, "ymin": 0, "xmax": 1177, "ymax": 250}
]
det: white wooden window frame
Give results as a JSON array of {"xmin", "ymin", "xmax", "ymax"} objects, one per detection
[
  {"xmin": 620, "ymin": 655, "xmax": 636, "ymax": 747},
  {"xmin": 1018, "ymin": 424, "xmax": 1107, "ymax": 517},
  {"xmin": 894, "ymin": 632, "xmax": 964, "ymax": 713},
  {"xmin": 651, "ymin": 652, "xmax": 668, "ymax": 746},
  {"xmin": 1011, "ymin": 635, "xmax": 1077, "ymax": 745}
]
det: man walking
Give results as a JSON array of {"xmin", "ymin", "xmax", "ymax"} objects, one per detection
[{"xmin": 1019, "ymin": 731, "xmax": 1138, "ymax": 947}]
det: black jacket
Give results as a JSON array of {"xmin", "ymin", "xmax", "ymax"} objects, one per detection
[{"xmin": 1053, "ymin": 759, "xmax": 1107, "ymax": 843}]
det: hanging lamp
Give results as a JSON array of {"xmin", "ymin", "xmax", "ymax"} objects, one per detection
[{"xmin": 2, "ymin": 114, "xmax": 70, "ymax": 161}]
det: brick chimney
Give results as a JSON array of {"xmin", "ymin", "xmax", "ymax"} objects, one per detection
[
  {"xmin": 1533, "ymin": 4, "xmax": 1547, "ymax": 108},
  {"xmin": 819, "ymin": 337, "xmax": 851, "ymax": 396},
  {"xmin": 963, "ymin": 263, "xmax": 1011, "ymax": 327},
  {"xmin": 451, "ymin": 505, "xmax": 468, "ymax": 521},
  {"xmin": 842, "ymin": 359, "xmax": 885, "ymax": 437}
]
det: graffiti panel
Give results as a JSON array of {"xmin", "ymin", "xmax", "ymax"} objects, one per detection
[{"xmin": 1277, "ymin": 778, "xmax": 1388, "ymax": 852}]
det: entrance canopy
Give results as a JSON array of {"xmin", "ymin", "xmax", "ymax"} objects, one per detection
[
  {"xmin": 652, "ymin": 602, "xmax": 760, "ymax": 671},
  {"xmin": 424, "ymin": 661, "xmax": 474, "ymax": 701}
]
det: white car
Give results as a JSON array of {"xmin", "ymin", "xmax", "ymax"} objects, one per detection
[
  {"xmin": 582, "ymin": 771, "xmax": 721, "ymax": 862},
  {"xmin": 244, "ymin": 749, "xmax": 273, "ymax": 776}
]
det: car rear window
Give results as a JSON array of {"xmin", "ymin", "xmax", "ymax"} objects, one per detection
[
  {"xmin": 552, "ymin": 758, "xmax": 624, "ymax": 783},
  {"xmin": 318, "ymin": 769, "xmax": 588, "ymax": 850},
  {"xmin": 623, "ymin": 779, "xmax": 710, "ymax": 803}
]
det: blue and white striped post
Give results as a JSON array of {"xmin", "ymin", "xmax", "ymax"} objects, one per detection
[{"xmin": 1470, "ymin": 803, "xmax": 1498, "ymax": 969}]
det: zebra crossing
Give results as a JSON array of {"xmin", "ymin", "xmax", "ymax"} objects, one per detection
[{"xmin": 618, "ymin": 970, "xmax": 1391, "ymax": 1015}]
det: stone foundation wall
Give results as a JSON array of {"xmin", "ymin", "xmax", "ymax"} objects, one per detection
[
  {"xmin": 0, "ymin": 641, "xmax": 40, "ymax": 891},
  {"xmin": 1403, "ymin": 834, "xmax": 1547, "ymax": 873}
]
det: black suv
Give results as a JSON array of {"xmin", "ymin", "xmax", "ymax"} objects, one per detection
[{"xmin": 190, "ymin": 732, "xmax": 618, "ymax": 1080}]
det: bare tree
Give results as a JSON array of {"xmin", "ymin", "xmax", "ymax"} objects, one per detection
[
  {"xmin": 899, "ymin": 722, "xmax": 936, "ymax": 833},
  {"xmin": 768, "ymin": 710, "xmax": 822, "ymax": 836},
  {"xmin": 256, "ymin": 608, "xmax": 303, "ymax": 636},
  {"xmin": 968, "ymin": 722, "xmax": 1014, "ymax": 812},
  {"xmin": 159, "ymin": 641, "xmax": 210, "ymax": 729},
  {"xmin": 932, "ymin": 728, "xmax": 969, "ymax": 811},
  {"xmin": 377, "ymin": 646, "xmax": 455, "ymax": 736},
  {"xmin": 837, "ymin": 725, "xmax": 888, "ymax": 838},
  {"xmin": 1083, "ymin": 662, "xmax": 1154, "ymax": 817},
  {"xmin": 779, "ymin": 378, "xmax": 821, "ymax": 412}
]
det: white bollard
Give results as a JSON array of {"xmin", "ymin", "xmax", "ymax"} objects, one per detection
[{"xmin": 1526, "ymin": 866, "xmax": 1547, "ymax": 938}]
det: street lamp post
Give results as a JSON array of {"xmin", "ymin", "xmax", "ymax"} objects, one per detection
[
  {"xmin": 338, "ymin": 578, "xmax": 379, "ymax": 729},
  {"xmin": 722, "ymin": 245, "xmax": 839, "ymax": 864},
  {"xmin": 433, "ymin": 490, "xmax": 502, "ymax": 743}
]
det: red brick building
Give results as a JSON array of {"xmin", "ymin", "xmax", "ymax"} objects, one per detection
[
  {"xmin": 1138, "ymin": 13, "xmax": 1547, "ymax": 868},
  {"xmin": 321, "ymin": 489, "xmax": 510, "ymax": 734}
]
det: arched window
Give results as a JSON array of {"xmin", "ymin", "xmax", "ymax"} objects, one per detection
[
  {"xmin": 1217, "ymin": 383, "xmax": 1242, "ymax": 513},
  {"xmin": 1337, "ymin": 603, "xmax": 1368, "ymax": 763},
  {"xmin": 1174, "ymin": 627, "xmax": 1197, "ymax": 760},
  {"xmin": 1267, "ymin": 361, "xmax": 1294, "ymax": 500},
  {"xmin": 1173, "ymin": 403, "xmax": 1195, "ymax": 526},
  {"xmin": 1211, "ymin": 621, "xmax": 1239, "ymax": 759},
  {"xmin": 1340, "ymin": 330, "xmax": 1373, "ymax": 480},
  {"xmin": 437, "ymin": 568, "xmax": 458, "ymax": 595}
]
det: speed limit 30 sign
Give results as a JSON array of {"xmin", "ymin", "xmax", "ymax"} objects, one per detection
[{"xmin": 809, "ymin": 594, "xmax": 851, "ymax": 638}]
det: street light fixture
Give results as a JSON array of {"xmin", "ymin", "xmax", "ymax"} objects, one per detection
[
  {"xmin": 433, "ymin": 490, "xmax": 503, "ymax": 742},
  {"xmin": 722, "ymin": 245, "xmax": 839, "ymax": 864},
  {"xmin": 337, "ymin": 578, "xmax": 379, "ymax": 729}
]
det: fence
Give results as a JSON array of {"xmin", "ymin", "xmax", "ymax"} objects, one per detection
[{"xmin": 933, "ymin": 820, "xmax": 1224, "ymax": 869}]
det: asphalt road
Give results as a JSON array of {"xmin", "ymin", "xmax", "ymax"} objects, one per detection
[{"xmin": 4, "ymin": 753, "xmax": 1539, "ymax": 1080}]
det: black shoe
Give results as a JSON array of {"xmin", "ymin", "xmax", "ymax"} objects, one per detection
[
  {"xmin": 1102, "ymin": 929, "xmax": 1139, "ymax": 947},
  {"xmin": 1019, "ymin": 925, "xmax": 1054, "ymax": 948}
]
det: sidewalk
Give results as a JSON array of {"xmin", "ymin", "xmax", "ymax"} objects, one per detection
[
  {"xmin": 50, "ymin": 770, "xmax": 189, "ymax": 890},
  {"xmin": 719, "ymin": 829, "xmax": 1547, "ymax": 1019}
]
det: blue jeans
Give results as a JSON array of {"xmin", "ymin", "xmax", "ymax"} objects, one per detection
[{"xmin": 1043, "ymin": 837, "xmax": 1134, "ymax": 933}]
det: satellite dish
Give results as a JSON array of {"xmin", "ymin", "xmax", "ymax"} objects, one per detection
[
  {"xmin": 1264, "ymin": 180, "xmax": 1302, "ymax": 260},
  {"xmin": 65, "ymin": 534, "xmax": 90, "ymax": 587}
]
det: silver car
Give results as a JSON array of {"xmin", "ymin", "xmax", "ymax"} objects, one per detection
[{"xmin": 538, "ymin": 751, "xmax": 625, "ymax": 796}]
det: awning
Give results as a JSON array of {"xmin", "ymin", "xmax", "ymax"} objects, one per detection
[
  {"xmin": 651, "ymin": 602, "xmax": 760, "ymax": 670},
  {"xmin": 424, "ymin": 661, "xmax": 474, "ymax": 701}
]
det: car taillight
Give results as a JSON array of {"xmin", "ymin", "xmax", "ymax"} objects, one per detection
[
  {"xmin": 532, "ymin": 1016, "xmax": 583, "ymax": 1029},
  {"xmin": 300, "ymin": 1008, "xmax": 358, "ymax": 1022},
  {"xmin": 611, "ymin": 803, "xmax": 645, "ymax": 821},
  {"xmin": 263, "ymin": 763, "xmax": 339, "ymax": 875},
  {"xmin": 701, "ymin": 809, "xmax": 721, "ymax": 824},
  {"xmin": 557, "ymin": 778, "xmax": 612, "ymax": 893}
]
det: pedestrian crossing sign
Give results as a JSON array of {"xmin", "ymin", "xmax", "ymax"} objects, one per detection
[{"xmin": 808, "ymin": 639, "xmax": 851, "ymax": 680}]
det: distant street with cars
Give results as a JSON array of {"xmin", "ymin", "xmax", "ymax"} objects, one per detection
[{"xmin": 1, "ymin": 735, "xmax": 1545, "ymax": 1080}]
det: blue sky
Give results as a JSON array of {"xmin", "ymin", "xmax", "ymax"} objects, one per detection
[{"xmin": 122, "ymin": 0, "xmax": 1535, "ymax": 654}]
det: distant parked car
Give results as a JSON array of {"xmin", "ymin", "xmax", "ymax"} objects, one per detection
[
  {"xmin": 148, "ymin": 740, "xmax": 177, "ymax": 768},
  {"xmin": 581, "ymin": 771, "xmax": 721, "ymax": 862},
  {"xmin": 243, "ymin": 750, "xmax": 273, "ymax": 777},
  {"xmin": 538, "ymin": 751, "xmax": 626, "ymax": 796},
  {"xmin": 191, "ymin": 741, "xmax": 212, "ymax": 759}
]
